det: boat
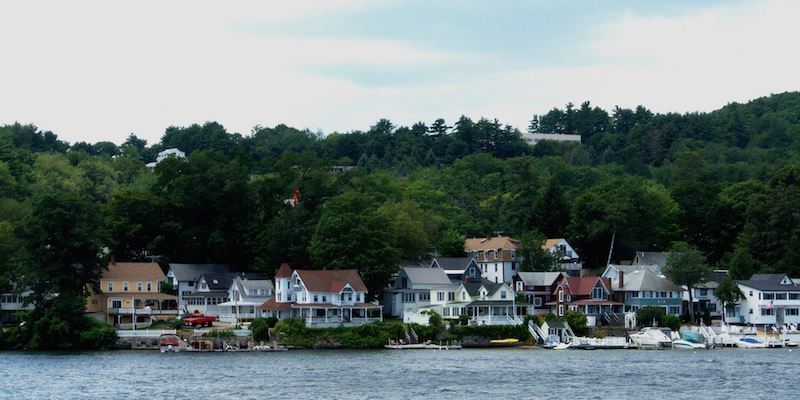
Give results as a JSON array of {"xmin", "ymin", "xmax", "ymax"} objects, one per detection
[
  {"xmin": 629, "ymin": 327, "xmax": 672, "ymax": 348},
  {"xmin": 489, "ymin": 338, "xmax": 519, "ymax": 344},
  {"xmin": 672, "ymin": 333, "xmax": 706, "ymax": 349},
  {"xmin": 735, "ymin": 337, "xmax": 767, "ymax": 349},
  {"xmin": 552, "ymin": 342, "xmax": 570, "ymax": 350},
  {"xmin": 568, "ymin": 337, "xmax": 636, "ymax": 350},
  {"xmin": 385, "ymin": 340, "xmax": 462, "ymax": 350},
  {"xmin": 159, "ymin": 333, "xmax": 181, "ymax": 353}
]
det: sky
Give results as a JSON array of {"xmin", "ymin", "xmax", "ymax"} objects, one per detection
[{"xmin": 1, "ymin": 0, "xmax": 798, "ymax": 146}]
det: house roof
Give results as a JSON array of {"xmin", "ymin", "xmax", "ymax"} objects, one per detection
[
  {"xmin": 275, "ymin": 263, "xmax": 293, "ymax": 278},
  {"xmin": 736, "ymin": 274, "xmax": 800, "ymax": 292},
  {"xmin": 516, "ymin": 272, "xmax": 566, "ymax": 287},
  {"xmin": 103, "ymin": 262, "xmax": 165, "ymax": 281},
  {"xmin": 168, "ymin": 264, "xmax": 233, "ymax": 282},
  {"xmin": 561, "ymin": 277, "xmax": 610, "ymax": 297},
  {"xmin": 402, "ymin": 267, "xmax": 452, "ymax": 286},
  {"xmin": 543, "ymin": 320, "xmax": 568, "ymax": 329},
  {"xmin": 198, "ymin": 273, "xmax": 236, "ymax": 291},
  {"xmin": 606, "ymin": 264, "xmax": 661, "ymax": 276},
  {"xmin": 462, "ymin": 282, "xmax": 505, "ymax": 297},
  {"xmin": 256, "ymin": 297, "xmax": 291, "ymax": 311},
  {"xmin": 296, "ymin": 269, "xmax": 368, "ymax": 293},
  {"xmin": 619, "ymin": 269, "xmax": 683, "ymax": 292},
  {"xmin": 543, "ymin": 238, "xmax": 565, "ymax": 251},
  {"xmin": 431, "ymin": 257, "xmax": 475, "ymax": 271},
  {"xmin": 464, "ymin": 236, "xmax": 521, "ymax": 252}
]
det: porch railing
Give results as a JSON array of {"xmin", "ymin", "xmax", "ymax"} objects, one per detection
[
  {"xmin": 108, "ymin": 308, "xmax": 178, "ymax": 316},
  {"xmin": 117, "ymin": 329, "xmax": 177, "ymax": 337}
]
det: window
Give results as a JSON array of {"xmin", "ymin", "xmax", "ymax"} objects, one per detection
[
  {"xmin": 462, "ymin": 292, "xmax": 466, "ymax": 301},
  {"xmin": 146, "ymin": 282, "xmax": 152, "ymax": 292},
  {"xmin": 494, "ymin": 250, "xmax": 499, "ymax": 260},
  {"xmin": 443, "ymin": 307, "xmax": 450, "ymax": 317},
  {"xmin": 791, "ymin": 293, "xmax": 800, "ymax": 300},
  {"xmin": 91, "ymin": 299, "xmax": 97, "ymax": 305},
  {"xmin": 761, "ymin": 308, "xmax": 775, "ymax": 316},
  {"xmin": 123, "ymin": 282, "xmax": 129, "ymax": 292},
  {"xmin": 484, "ymin": 251, "xmax": 488, "ymax": 261},
  {"xmin": 592, "ymin": 288, "xmax": 603, "ymax": 299},
  {"xmin": 764, "ymin": 293, "xmax": 774, "ymax": 300},
  {"xmin": 516, "ymin": 281, "xmax": 523, "ymax": 291},
  {"xmin": 534, "ymin": 298, "xmax": 542, "ymax": 307},
  {"xmin": 313, "ymin": 295, "xmax": 318, "ymax": 303},
  {"xmin": 786, "ymin": 308, "xmax": 799, "ymax": 316},
  {"xmin": 469, "ymin": 268, "xmax": 476, "ymax": 278},
  {"xmin": 749, "ymin": 291, "xmax": 753, "ymax": 297},
  {"xmin": 558, "ymin": 305, "xmax": 564, "ymax": 316},
  {"xmin": 494, "ymin": 265, "xmax": 498, "ymax": 272},
  {"xmin": 776, "ymin": 293, "xmax": 787, "ymax": 300},
  {"xmin": 108, "ymin": 282, "xmax": 113, "ymax": 292},
  {"xmin": 437, "ymin": 292, "xmax": 445, "ymax": 301},
  {"xmin": 137, "ymin": 282, "xmax": 143, "ymax": 292},
  {"xmin": 111, "ymin": 300, "xmax": 122, "ymax": 308},
  {"xmin": 709, "ymin": 303, "xmax": 717, "ymax": 312},
  {"xmin": 188, "ymin": 281, "xmax": 194, "ymax": 287},
  {"xmin": 558, "ymin": 290, "xmax": 564, "ymax": 302},
  {"xmin": 419, "ymin": 293, "xmax": 430, "ymax": 301},
  {"xmin": 448, "ymin": 292, "xmax": 455, "ymax": 301},
  {"xmin": 699, "ymin": 289, "xmax": 708, "ymax": 297},
  {"xmin": 669, "ymin": 306, "xmax": 681, "ymax": 315},
  {"xmin": 511, "ymin": 250, "xmax": 516, "ymax": 259}
]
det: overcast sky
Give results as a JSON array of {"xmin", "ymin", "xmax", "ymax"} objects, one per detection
[{"xmin": 1, "ymin": 0, "xmax": 798, "ymax": 146}]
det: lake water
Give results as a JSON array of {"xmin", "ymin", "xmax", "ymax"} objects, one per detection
[{"xmin": 0, "ymin": 347, "xmax": 796, "ymax": 399}]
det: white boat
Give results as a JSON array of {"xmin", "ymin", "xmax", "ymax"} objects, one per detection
[
  {"xmin": 672, "ymin": 339, "xmax": 706, "ymax": 349},
  {"xmin": 629, "ymin": 327, "xmax": 672, "ymax": 348},
  {"xmin": 553, "ymin": 342, "xmax": 570, "ymax": 350},
  {"xmin": 735, "ymin": 337, "xmax": 767, "ymax": 349}
]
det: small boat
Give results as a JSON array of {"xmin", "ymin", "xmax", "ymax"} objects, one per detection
[
  {"xmin": 568, "ymin": 337, "xmax": 636, "ymax": 350},
  {"xmin": 253, "ymin": 341, "xmax": 289, "ymax": 352},
  {"xmin": 385, "ymin": 340, "xmax": 462, "ymax": 350},
  {"xmin": 735, "ymin": 337, "xmax": 767, "ymax": 349},
  {"xmin": 553, "ymin": 342, "xmax": 570, "ymax": 350},
  {"xmin": 159, "ymin": 333, "xmax": 181, "ymax": 353},
  {"xmin": 489, "ymin": 338, "xmax": 519, "ymax": 344}
]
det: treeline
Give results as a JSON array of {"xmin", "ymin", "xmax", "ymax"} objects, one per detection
[{"xmin": 2, "ymin": 91, "xmax": 800, "ymax": 311}]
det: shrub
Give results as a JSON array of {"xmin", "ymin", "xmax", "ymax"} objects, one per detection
[
  {"xmin": 250, "ymin": 318, "xmax": 271, "ymax": 342},
  {"xmin": 661, "ymin": 314, "xmax": 681, "ymax": 331},
  {"xmin": 203, "ymin": 329, "xmax": 235, "ymax": 337}
]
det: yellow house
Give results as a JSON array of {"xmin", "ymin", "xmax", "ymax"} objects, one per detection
[{"xmin": 86, "ymin": 261, "xmax": 179, "ymax": 329}]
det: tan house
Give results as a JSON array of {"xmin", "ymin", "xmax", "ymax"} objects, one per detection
[
  {"xmin": 86, "ymin": 261, "xmax": 178, "ymax": 329},
  {"xmin": 464, "ymin": 235, "xmax": 522, "ymax": 284}
]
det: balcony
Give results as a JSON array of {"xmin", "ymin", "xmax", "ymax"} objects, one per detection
[{"xmin": 108, "ymin": 308, "xmax": 178, "ymax": 316}]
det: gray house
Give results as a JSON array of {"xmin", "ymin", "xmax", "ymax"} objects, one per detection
[
  {"xmin": 383, "ymin": 266, "xmax": 453, "ymax": 319},
  {"xmin": 603, "ymin": 264, "xmax": 684, "ymax": 315},
  {"xmin": 165, "ymin": 264, "xmax": 233, "ymax": 312}
]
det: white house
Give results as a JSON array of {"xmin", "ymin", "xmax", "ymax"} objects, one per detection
[
  {"xmin": 0, "ymin": 288, "xmax": 34, "ymax": 325},
  {"xmin": 258, "ymin": 263, "xmax": 382, "ymax": 328},
  {"xmin": 217, "ymin": 274, "xmax": 273, "ymax": 324},
  {"xmin": 146, "ymin": 148, "xmax": 186, "ymax": 170},
  {"xmin": 735, "ymin": 274, "xmax": 800, "ymax": 326},
  {"xmin": 543, "ymin": 238, "xmax": 582, "ymax": 277}
]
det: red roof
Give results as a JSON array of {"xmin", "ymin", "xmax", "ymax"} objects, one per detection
[
  {"xmin": 275, "ymin": 263, "xmax": 294, "ymax": 278},
  {"xmin": 296, "ymin": 269, "xmax": 368, "ymax": 293},
  {"xmin": 257, "ymin": 297, "xmax": 292, "ymax": 311},
  {"xmin": 561, "ymin": 277, "xmax": 611, "ymax": 296}
]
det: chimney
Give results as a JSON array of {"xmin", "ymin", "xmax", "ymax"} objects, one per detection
[
  {"xmin": 110, "ymin": 254, "xmax": 116, "ymax": 265},
  {"xmin": 618, "ymin": 270, "xmax": 624, "ymax": 289}
]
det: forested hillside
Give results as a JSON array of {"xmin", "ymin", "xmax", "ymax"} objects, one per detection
[{"xmin": 3, "ymin": 91, "xmax": 800, "ymax": 303}]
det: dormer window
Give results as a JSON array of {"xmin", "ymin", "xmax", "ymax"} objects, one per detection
[
  {"xmin": 511, "ymin": 250, "xmax": 516, "ymax": 260},
  {"xmin": 495, "ymin": 250, "xmax": 499, "ymax": 260}
]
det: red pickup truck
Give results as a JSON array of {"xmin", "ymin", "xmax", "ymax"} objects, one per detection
[{"xmin": 183, "ymin": 313, "xmax": 216, "ymax": 327}]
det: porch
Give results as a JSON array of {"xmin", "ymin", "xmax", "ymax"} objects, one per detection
[{"xmin": 291, "ymin": 304, "xmax": 383, "ymax": 327}]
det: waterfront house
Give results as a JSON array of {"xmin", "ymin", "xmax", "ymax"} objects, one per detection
[
  {"xmin": 603, "ymin": 264, "xmax": 683, "ymax": 317},
  {"xmin": 548, "ymin": 276, "xmax": 623, "ymax": 325},
  {"xmin": 182, "ymin": 273, "xmax": 235, "ymax": 316},
  {"xmin": 165, "ymin": 263, "xmax": 233, "ymax": 312},
  {"xmin": 429, "ymin": 257, "xmax": 482, "ymax": 284},
  {"xmin": 258, "ymin": 263, "xmax": 382, "ymax": 327},
  {"xmin": 217, "ymin": 274, "xmax": 274, "ymax": 324},
  {"xmin": 512, "ymin": 271, "xmax": 567, "ymax": 315},
  {"xmin": 464, "ymin": 235, "xmax": 522, "ymax": 284},
  {"xmin": 734, "ymin": 273, "xmax": 800, "ymax": 326},
  {"xmin": 85, "ymin": 261, "xmax": 178, "ymax": 329},
  {"xmin": 382, "ymin": 266, "xmax": 453, "ymax": 320}
]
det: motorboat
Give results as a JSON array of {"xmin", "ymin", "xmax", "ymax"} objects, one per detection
[
  {"xmin": 629, "ymin": 327, "xmax": 672, "ymax": 348},
  {"xmin": 735, "ymin": 337, "xmax": 767, "ymax": 349},
  {"xmin": 673, "ymin": 339, "xmax": 706, "ymax": 349},
  {"xmin": 553, "ymin": 342, "xmax": 571, "ymax": 350},
  {"xmin": 159, "ymin": 333, "xmax": 181, "ymax": 353},
  {"xmin": 672, "ymin": 333, "xmax": 706, "ymax": 349}
]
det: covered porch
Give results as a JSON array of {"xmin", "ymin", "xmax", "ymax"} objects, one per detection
[
  {"xmin": 291, "ymin": 303, "xmax": 383, "ymax": 328},
  {"xmin": 106, "ymin": 293, "xmax": 179, "ymax": 329},
  {"xmin": 460, "ymin": 300, "xmax": 525, "ymax": 326}
]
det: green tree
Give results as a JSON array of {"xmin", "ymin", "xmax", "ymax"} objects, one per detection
[
  {"xmin": 437, "ymin": 230, "xmax": 466, "ymax": 257},
  {"xmin": 662, "ymin": 242, "xmax": 711, "ymax": 324},
  {"xmin": 518, "ymin": 231, "xmax": 561, "ymax": 272},
  {"xmin": 563, "ymin": 309, "xmax": 587, "ymax": 336},
  {"xmin": 308, "ymin": 191, "xmax": 400, "ymax": 299},
  {"xmin": 714, "ymin": 275, "xmax": 745, "ymax": 324}
]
